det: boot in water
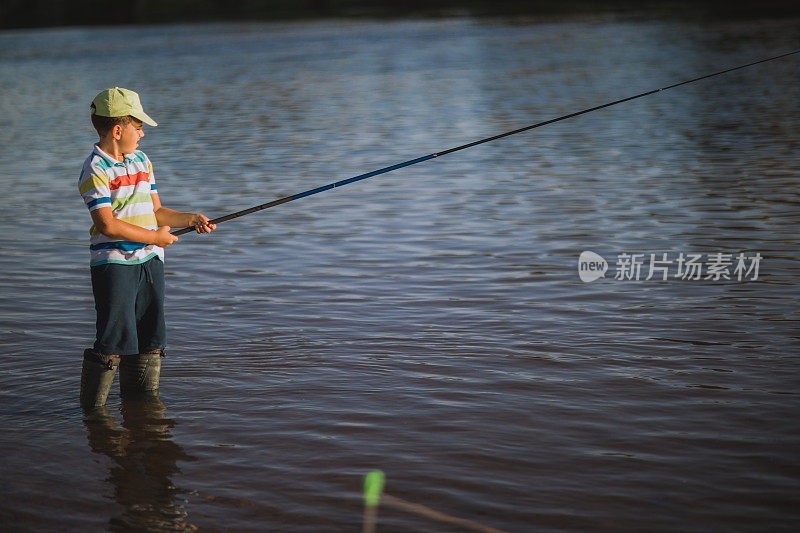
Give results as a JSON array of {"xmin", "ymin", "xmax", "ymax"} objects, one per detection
[
  {"xmin": 119, "ymin": 349, "xmax": 164, "ymax": 396},
  {"xmin": 80, "ymin": 349, "xmax": 120, "ymax": 409}
]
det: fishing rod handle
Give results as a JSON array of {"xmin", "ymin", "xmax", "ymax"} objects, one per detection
[
  {"xmin": 171, "ymin": 218, "xmax": 223, "ymax": 237},
  {"xmin": 171, "ymin": 225, "xmax": 197, "ymax": 236}
]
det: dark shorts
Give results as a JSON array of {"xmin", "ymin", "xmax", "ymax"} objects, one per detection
[{"xmin": 91, "ymin": 257, "xmax": 166, "ymax": 356}]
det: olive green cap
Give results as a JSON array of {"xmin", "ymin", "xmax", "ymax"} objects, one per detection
[{"xmin": 91, "ymin": 87, "xmax": 157, "ymax": 127}]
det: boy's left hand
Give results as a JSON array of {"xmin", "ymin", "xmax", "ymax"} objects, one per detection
[{"xmin": 190, "ymin": 214, "xmax": 217, "ymax": 234}]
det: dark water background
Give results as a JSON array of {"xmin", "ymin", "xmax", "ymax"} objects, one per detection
[{"xmin": 1, "ymin": 15, "xmax": 799, "ymax": 532}]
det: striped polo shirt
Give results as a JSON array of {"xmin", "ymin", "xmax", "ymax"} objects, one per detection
[{"xmin": 78, "ymin": 145, "xmax": 164, "ymax": 266}]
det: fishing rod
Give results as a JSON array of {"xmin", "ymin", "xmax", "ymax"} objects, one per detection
[{"xmin": 172, "ymin": 49, "xmax": 800, "ymax": 237}]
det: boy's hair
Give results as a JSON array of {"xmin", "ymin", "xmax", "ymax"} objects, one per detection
[{"xmin": 90, "ymin": 103, "xmax": 139, "ymax": 137}]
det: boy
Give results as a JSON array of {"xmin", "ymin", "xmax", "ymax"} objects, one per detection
[{"xmin": 79, "ymin": 87, "xmax": 215, "ymax": 408}]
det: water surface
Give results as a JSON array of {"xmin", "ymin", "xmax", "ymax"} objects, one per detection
[{"xmin": 1, "ymin": 16, "xmax": 799, "ymax": 532}]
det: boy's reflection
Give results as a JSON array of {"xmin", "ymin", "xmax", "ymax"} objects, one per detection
[{"xmin": 83, "ymin": 395, "xmax": 197, "ymax": 531}]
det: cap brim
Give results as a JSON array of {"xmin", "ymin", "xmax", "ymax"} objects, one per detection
[{"xmin": 131, "ymin": 110, "xmax": 158, "ymax": 127}]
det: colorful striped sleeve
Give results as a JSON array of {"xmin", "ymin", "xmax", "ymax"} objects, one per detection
[{"xmin": 79, "ymin": 160, "xmax": 112, "ymax": 211}]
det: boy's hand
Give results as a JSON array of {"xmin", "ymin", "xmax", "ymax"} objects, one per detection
[
  {"xmin": 154, "ymin": 226, "xmax": 179, "ymax": 247},
  {"xmin": 189, "ymin": 214, "xmax": 217, "ymax": 234}
]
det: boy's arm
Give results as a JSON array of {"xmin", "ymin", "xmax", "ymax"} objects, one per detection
[
  {"xmin": 90, "ymin": 207, "xmax": 178, "ymax": 247},
  {"xmin": 151, "ymin": 193, "xmax": 216, "ymax": 234}
]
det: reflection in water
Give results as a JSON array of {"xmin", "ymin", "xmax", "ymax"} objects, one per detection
[{"xmin": 83, "ymin": 396, "xmax": 197, "ymax": 532}]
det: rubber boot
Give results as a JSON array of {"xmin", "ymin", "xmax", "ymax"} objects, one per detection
[
  {"xmin": 119, "ymin": 349, "xmax": 163, "ymax": 396},
  {"xmin": 80, "ymin": 349, "xmax": 119, "ymax": 409}
]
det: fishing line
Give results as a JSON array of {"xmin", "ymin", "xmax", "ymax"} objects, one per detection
[{"xmin": 172, "ymin": 49, "xmax": 800, "ymax": 236}]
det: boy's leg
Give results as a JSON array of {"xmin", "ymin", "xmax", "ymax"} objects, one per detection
[
  {"xmin": 83, "ymin": 263, "xmax": 140, "ymax": 408},
  {"xmin": 91, "ymin": 263, "xmax": 141, "ymax": 356},
  {"xmin": 80, "ymin": 349, "xmax": 119, "ymax": 408},
  {"xmin": 135, "ymin": 257, "xmax": 166, "ymax": 354},
  {"xmin": 120, "ymin": 257, "xmax": 166, "ymax": 395}
]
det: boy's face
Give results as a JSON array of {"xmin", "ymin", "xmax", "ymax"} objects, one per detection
[{"xmin": 114, "ymin": 119, "xmax": 145, "ymax": 154}]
